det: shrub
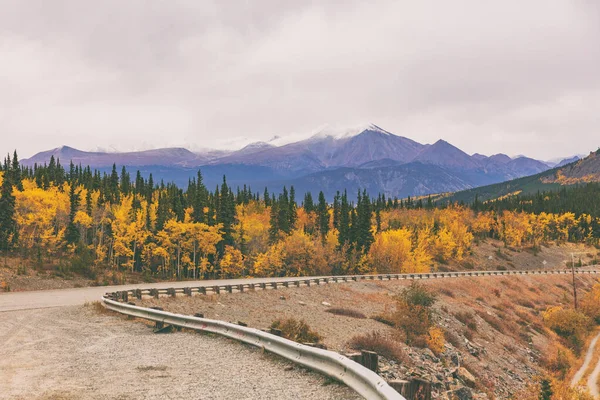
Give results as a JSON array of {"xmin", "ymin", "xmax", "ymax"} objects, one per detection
[
  {"xmin": 426, "ymin": 326, "xmax": 445, "ymax": 355},
  {"xmin": 348, "ymin": 331, "xmax": 408, "ymax": 363},
  {"xmin": 542, "ymin": 306, "xmax": 592, "ymax": 352},
  {"xmin": 542, "ymin": 344, "xmax": 574, "ymax": 380},
  {"xmin": 371, "ymin": 314, "xmax": 395, "ymax": 327},
  {"xmin": 271, "ymin": 318, "xmax": 322, "ymax": 343},
  {"xmin": 392, "ymin": 282, "xmax": 437, "ymax": 344},
  {"xmin": 454, "ymin": 311, "xmax": 477, "ymax": 331},
  {"xmin": 325, "ymin": 308, "xmax": 366, "ymax": 319}
]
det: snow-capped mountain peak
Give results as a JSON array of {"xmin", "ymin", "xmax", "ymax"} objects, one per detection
[{"xmin": 309, "ymin": 123, "xmax": 393, "ymax": 141}]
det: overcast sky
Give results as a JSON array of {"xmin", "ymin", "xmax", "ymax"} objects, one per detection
[{"xmin": 1, "ymin": 1, "xmax": 599, "ymax": 160}]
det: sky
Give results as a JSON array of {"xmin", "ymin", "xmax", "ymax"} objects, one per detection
[{"xmin": 1, "ymin": 1, "xmax": 599, "ymax": 160}]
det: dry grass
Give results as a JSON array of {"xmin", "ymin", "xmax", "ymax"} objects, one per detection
[
  {"xmin": 348, "ymin": 331, "xmax": 409, "ymax": 363},
  {"xmin": 325, "ymin": 308, "xmax": 366, "ymax": 319},
  {"xmin": 84, "ymin": 301, "xmax": 113, "ymax": 315}
]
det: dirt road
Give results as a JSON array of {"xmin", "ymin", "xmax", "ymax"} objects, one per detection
[{"xmin": 0, "ymin": 305, "xmax": 358, "ymax": 399}]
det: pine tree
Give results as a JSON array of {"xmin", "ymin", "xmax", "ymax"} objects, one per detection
[
  {"xmin": 539, "ymin": 379, "xmax": 552, "ymax": 400},
  {"xmin": 338, "ymin": 190, "xmax": 350, "ymax": 247},
  {"xmin": 317, "ymin": 191, "xmax": 329, "ymax": 238},
  {"xmin": 269, "ymin": 195, "xmax": 279, "ymax": 243},
  {"xmin": 65, "ymin": 183, "xmax": 81, "ymax": 245},
  {"xmin": 0, "ymin": 160, "xmax": 18, "ymax": 252},
  {"xmin": 333, "ymin": 191, "xmax": 341, "ymax": 229},
  {"xmin": 303, "ymin": 192, "xmax": 314, "ymax": 213},
  {"xmin": 11, "ymin": 151, "xmax": 23, "ymax": 191},
  {"xmin": 278, "ymin": 187, "xmax": 290, "ymax": 234},
  {"xmin": 288, "ymin": 186, "xmax": 297, "ymax": 230}
]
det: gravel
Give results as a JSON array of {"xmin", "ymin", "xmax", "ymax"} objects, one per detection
[{"xmin": 0, "ymin": 305, "xmax": 360, "ymax": 399}]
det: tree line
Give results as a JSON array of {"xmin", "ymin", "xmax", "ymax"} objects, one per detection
[{"xmin": 1, "ymin": 151, "xmax": 599, "ymax": 281}]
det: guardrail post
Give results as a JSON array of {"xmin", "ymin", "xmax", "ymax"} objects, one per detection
[
  {"xmin": 305, "ymin": 280, "xmax": 311, "ymax": 287},
  {"xmin": 361, "ymin": 350, "xmax": 379, "ymax": 373},
  {"xmin": 167, "ymin": 288, "xmax": 176, "ymax": 297},
  {"xmin": 121, "ymin": 291, "xmax": 129, "ymax": 302},
  {"xmin": 259, "ymin": 283, "xmax": 266, "ymax": 290},
  {"xmin": 238, "ymin": 284, "xmax": 244, "ymax": 292},
  {"xmin": 283, "ymin": 281, "xmax": 289, "ymax": 288},
  {"xmin": 324, "ymin": 278, "xmax": 329, "ymax": 284},
  {"xmin": 270, "ymin": 328, "xmax": 282, "ymax": 337},
  {"xmin": 226, "ymin": 285, "xmax": 233, "ymax": 293},
  {"xmin": 134, "ymin": 289, "xmax": 142, "ymax": 299},
  {"xmin": 271, "ymin": 282, "xmax": 278, "ymax": 289},
  {"xmin": 199, "ymin": 287, "xmax": 206, "ymax": 295},
  {"xmin": 183, "ymin": 287, "xmax": 192, "ymax": 296},
  {"xmin": 315, "ymin": 279, "xmax": 321, "ymax": 285},
  {"xmin": 294, "ymin": 281, "xmax": 301, "ymax": 287},
  {"xmin": 150, "ymin": 288, "xmax": 159, "ymax": 299},
  {"xmin": 213, "ymin": 286, "xmax": 220, "ymax": 294}
]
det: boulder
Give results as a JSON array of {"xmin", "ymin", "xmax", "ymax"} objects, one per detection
[
  {"xmin": 454, "ymin": 367, "xmax": 476, "ymax": 388},
  {"xmin": 446, "ymin": 386, "xmax": 473, "ymax": 400}
]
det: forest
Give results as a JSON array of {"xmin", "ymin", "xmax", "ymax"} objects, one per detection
[{"xmin": 1, "ymin": 151, "xmax": 599, "ymax": 282}]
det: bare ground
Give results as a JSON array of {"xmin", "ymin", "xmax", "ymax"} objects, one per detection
[{"xmin": 0, "ymin": 305, "xmax": 360, "ymax": 400}]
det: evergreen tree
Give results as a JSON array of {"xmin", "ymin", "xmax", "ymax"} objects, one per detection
[
  {"xmin": 11, "ymin": 151, "xmax": 23, "ymax": 191},
  {"xmin": 317, "ymin": 191, "xmax": 329, "ymax": 238},
  {"xmin": 303, "ymin": 192, "xmax": 314, "ymax": 213},
  {"xmin": 333, "ymin": 191, "xmax": 341, "ymax": 229},
  {"xmin": 338, "ymin": 190, "xmax": 350, "ymax": 247},
  {"xmin": 65, "ymin": 183, "xmax": 81, "ymax": 245},
  {"xmin": 278, "ymin": 187, "xmax": 290, "ymax": 234},
  {"xmin": 0, "ymin": 160, "xmax": 18, "ymax": 252},
  {"xmin": 268, "ymin": 195, "xmax": 279, "ymax": 243},
  {"xmin": 539, "ymin": 379, "xmax": 552, "ymax": 400},
  {"xmin": 288, "ymin": 186, "xmax": 297, "ymax": 230}
]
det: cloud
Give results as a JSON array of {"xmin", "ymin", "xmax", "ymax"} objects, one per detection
[{"xmin": 0, "ymin": 0, "xmax": 598, "ymax": 159}]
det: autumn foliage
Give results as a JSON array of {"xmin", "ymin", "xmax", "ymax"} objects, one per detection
[{"xmin": 1, "ymin": 153, "xmax": 599, "ymax": 282}]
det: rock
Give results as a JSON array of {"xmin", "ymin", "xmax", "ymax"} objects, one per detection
[
  {"xmin": 284, "ymin": 365, "xmax": 294, "ymax": 371},
  {"xmin": 298, "ymin": 301, "xmax": 306, "ymax": 306},
  {"xmin": 321, "ymin": 301, "xmax": 331, "ymax": 306},
  {"xmin": 451, "ymin": 353, "xmax": 461, "ymax": 367},
  {"xmin": 446, "ymin": 386, "xmax": 473, "ymax": 400},
  {"xmin": 455, "ymin": 367, "xmax": 476, "ymax": 388},
  {"xmin": 279, "ymin": 296, "xmax": 286, "ymax": 300}
]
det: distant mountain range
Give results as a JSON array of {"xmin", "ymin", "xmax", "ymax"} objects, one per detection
[
  {"xmin": 440, "ymin": 149, "xmax": 600, "ymax": 204},
  {"xmin": 21, "ymin": 124, "xmax": 580, "ymax": 199}
]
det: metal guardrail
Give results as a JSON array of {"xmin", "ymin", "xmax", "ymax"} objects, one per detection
[
  {"xmin": 106, "ymin": 268, "xmax": 600, "ymax": 302},
  {"xmin": 102, "ymin": 267, "xmax": 599, "ymax": 399},
  {"xmin": 102, "ymin": 297, "xmax": 405, "ymax": 400}
]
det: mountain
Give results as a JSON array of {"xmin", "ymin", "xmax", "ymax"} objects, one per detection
[
  {"xmin": 442, "ymin": 149, "xmax": 600, "ymax": 204},
  {"xmin": 22, "ymin": 146, "xmax": 227, "ymax": 168},
  {"xmin": 555, "ymin": 156, "xmax": 581, "ymax": 168},
  {"xmin": 412, "ymin": 140, "xmax": 481, "ymax": 170},
  {"xmin": 285, "ymin": 162, "xmax": 473, "ymax": 200},
  {"xmin": 211, "ymin": 124, "xmax": 425, "ymax": 174},
  {"xmin": 20, "ymin": 123, "xmax": 565, "ymax": 198}
]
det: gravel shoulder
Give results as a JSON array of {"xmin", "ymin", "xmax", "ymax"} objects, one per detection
[{"xmin": 0, "ymin": 305, "xmax": 360, "ymax": 400}]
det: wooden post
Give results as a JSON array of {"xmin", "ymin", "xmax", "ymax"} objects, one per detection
[
  {"xmin": 199, "ymin": 287, "xmax": 206, "ymax": 295},
  {"xmin": 167, "ymin": 288, "xmax": 176, "ymax": 297},
  {"xmin": 183, "ymin": 287, "xmax": 192, "ymax": 296},
  {"xmin": 226, "ymin": 285, "xmax": 233, "ymax": 293},
  {"xmin": 361, "ymin": 350, "xmax": 378, "ymax": 373},
  {"xmin": 270, "ymin": 328, "xmax": 282, "ymax": 336},
  {"xmin": 135, "ymin": 289, "xmax": 142, "ymax": 299},
  {"xmin": 213, "ymin": 286, "xmax": 220, "ymax": 294},
  {"xmin": 150, "ymin": 288, "xmax": 159, "ymax": 299}
]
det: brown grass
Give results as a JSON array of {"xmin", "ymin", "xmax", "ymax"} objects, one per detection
[
  {"xmin": 325, "ymin": 307, "xmax": 366, "ymax": 319},
  {"xmin": 348, "ymin": 331, "xmax": 409, "ymax": 363}
]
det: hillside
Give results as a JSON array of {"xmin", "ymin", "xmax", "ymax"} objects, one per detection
[{"xmin": 441, "ymin": 150, "xmax": 600, "ymax": 204}]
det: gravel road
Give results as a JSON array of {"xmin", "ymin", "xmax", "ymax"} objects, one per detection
[
  {"xmin": 0, "ymin": 276, "xmax": 313, "ymax": 312},
  {"xmin": 0, "ymin": 305, "xmax": 360, "ymax": 399}
]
